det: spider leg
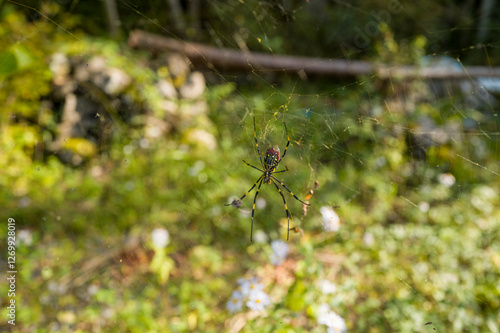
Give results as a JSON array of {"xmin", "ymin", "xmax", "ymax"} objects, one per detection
[
  {"xmin": 273, "ymin": 166, "xmax": 289, "ymax": 174},
  {"xmin": 271, "ymin": 176, "xmax": 310, "ymax": 206},
  {"xmin": 243, "ymin": 160, "xmax": 264, "ymax": 172},
  {"xmin": 251, "ymin": 178, "xmax": 264, "ymax": 242},
  {"xmin": 225, "ymin": 175, "xmax": 263, "ymax": 205},
  {"xmin": 253, "ymin": 117, "xmax": 264, "ymax": 167},
  {"xmin": 271, "ymin": 179, "xmax": 291, "ymax": 241},
  {"xmin": 275, "ymin": 121, "xmax": 290, "ymax": 169}
]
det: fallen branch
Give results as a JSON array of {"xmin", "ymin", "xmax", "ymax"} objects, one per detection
[{"xmin": 128, "ymin": 30, "xmax": 500, "ymax": 79}]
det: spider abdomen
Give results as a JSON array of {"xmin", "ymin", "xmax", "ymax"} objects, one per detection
[
  {"xmin": 263, "ymin": 146, "xmax": 280, "ymax": 184},
  {"xmin": 264, "ymin": 145, "xmax": 280, "ymax": 169}
]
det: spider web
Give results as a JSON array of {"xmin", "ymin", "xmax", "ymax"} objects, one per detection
[{"xmin": 4, "ymin": 0, "xmax": 500, "ymax": 332}]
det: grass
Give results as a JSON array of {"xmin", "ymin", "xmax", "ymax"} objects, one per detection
[{"xmin": 1, "ymin": 13, "xmax": 500, "ymax": 332}]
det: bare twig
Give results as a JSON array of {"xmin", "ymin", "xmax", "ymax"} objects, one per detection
[{"xmin": 128, "ymin": 30, "xmax": 500, "ymax": 79}]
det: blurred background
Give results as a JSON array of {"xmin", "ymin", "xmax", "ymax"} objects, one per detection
[{"xmin": 1, "ymin": 0, "xmax": 500, "ymax": 332}]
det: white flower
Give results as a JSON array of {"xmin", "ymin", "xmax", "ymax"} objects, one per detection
[
  {"xmin": 18, "ymin": 230, "xmax": 33, "ymax": 246},
  {"xmin": 18, "ymin": 197, "xmax": 31, "ymax": 207},
  {"xmin": 270, "ymin": 239, "xmax": 289, "ymax": 265},
  {"xmin": 151, "ymin": 228, "xmax": 170, "ymax": 248},
  {"xmin": 317, "ymin": 303, "xmax": 330, "ymax": 316},
  {"xmin": 246, "ymin": 289, "xmax": 271, "ymax": 311},
  {"xmin": 318, "ymin": 279, "xmax": 337, "ymax": 294},
  {"xmin": 271, "ymin": 239, "xmax": 289, "ymax": 258},
  {"xmin": 229, "ymin": 277, "xmax": 272, "ymax": 313},
  {"xmin": 87, "ymin": 284, "xmax": 99, "ymax": 296},
  {"xmin": 253, "ymin": 230, "xmax": 269, "ymax": 243},
  {"xmin": 327, "ymin": 325, "xmax": 347, "ymax": 333},
  {"xmin": 418, "ymin": 201, "xmax": 430, "ymax": 213},
  {"xmin": 256, "ymin": 197, "xmax": 267, "ymax": 209},
  {"xmin": 320, "ymin": 206, "xmax": 341, "ymax": 232},
  {"xmin": 317, "ymin": 303, "xmax": 346, "ymax": 332},
  {"xmin": 226, "ymin": 290, "xmax": 244, "ymax": 313},
  {"xmin": 438, "ymin": 173, "xmax": 456, "ymax": 187},
  {"xmin": 239, "ymin": 278, "xmax": 264, "ymax": 296},
  {"xmin": 237, "ymin": 276, "xmax": 258, "ymax": 286},
  {"xmin": 363, "ymin": 232, "xmax": 374, "ymax": 246},
  {"xmin": 237, "ymin": 277, "xmax": 249, "ymax": 286}
]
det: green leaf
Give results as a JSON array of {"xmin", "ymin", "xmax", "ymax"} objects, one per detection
[
  {"xmin": 285, "ymin": 280, "xmax": 306, "ymax": 312},
  {"xmin": 0, "ymin": 45, "xmax": 35, "ymax": 77},
  {"xmin": 11, "ymin": 44, "xmax": 35, "ymax": 69},
  {"xmin": 0, "ymin": 50, "xmax": 17, "ymax": 76}
]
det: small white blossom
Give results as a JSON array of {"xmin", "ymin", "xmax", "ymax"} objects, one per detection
[
  {"xmin": 246, "ymin": 289, "xmax": 271, "ymax": 311},
  {"xmin": 239, "ymin": 279, "xmax": 264, "ymax": 296},
  {"xmin": 270, "ymin": 239, "xmax": 289, "ymax": 265},
  {"xmin": 151, "ymin": 228, "xmax": 170, "ymax": 248},
  {"xmin": 317, "ymin": 303, "xmax": 346, "ymax": 333},
  {"xmin": 363, "ymin": 232, "xmax": 374, "ymax": 246},
  {"xmin": 320, "ymin": 206, "xmax": 341, "ymax": 232},
  {"xmin": 87, "ymin": 284, "xmax": 99, "ymax": 296},
  {"xmin": 418, "ymin": 201, "xmax": 430, "ymax": 213},
  {"xmin": 237, "ymin": 277, "xmax": 249, "ymax": 286},
  {"xmin": 18, "ymin": 197, "xmax": 31, "ymax": 207},
  {"xmin": 438, "ymin": 173, "xmax": 456, "ymax": 187},
  {"xmin": 18, "ymin": 230, "xmax": 33, "ymax": 246},
  {"xmin": 328, "ymin": 325, "xmax": 347, "ymax": 333},
  {"xmin": 271, "ymin": 239, "xmax": 289, "ymax": 258},
  {"xmin": 317, "ymin": 303, "xmax": 330, "ymax": 316},
  {"xmin": 226, "ymin": 290, "xmax": 244, "ymax": 313},
  {"xmin": 229, "ymin": 276, "xmax": 272, "ymax": 313},
  {"xmin": 256, "ymin": 197, "xmax": 267, "ymax": 209},
  {"xmin": 318, "ymin": 279, "xmax": 337, "ymax": 294},
  {"xmin": 139, "ymin": 138, "xmax": 150, "ymax": 148},
  {"xmin": 253, "ymin": 230, "xmax": 269, "ymax": 243}
]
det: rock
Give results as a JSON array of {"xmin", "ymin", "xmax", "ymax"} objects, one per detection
[
  {"xmin": 157, "ymin": 79, "xmax": 178, "ymax": 99},
  {"xmin": 178, "ymin": 100, "xmax": 208, "ymax": 118},
  {"xmin": 168, "ymin": 53, "xmax": 191, "ymax": 79},
  {"xmin": 101, "ymin": 68, "xmax": 132, "ymax": 95},
  {"xmin": 179, "ymin": 71, "xmax": 205, "ymax": 100},
  {"xmin": 185, "ymin": 129, "xmax": 217, "ymax": 151}
]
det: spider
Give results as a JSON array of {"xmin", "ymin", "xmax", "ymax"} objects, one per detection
[{"xmin": 226, "ymin": 117, "xmax": 310, "ymax": 241}]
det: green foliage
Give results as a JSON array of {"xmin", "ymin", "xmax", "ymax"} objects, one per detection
[
  {"xmin": 285, "ymin": 280, "xmax": 306, "ymax": 312},
  {"xmin": 1, "ymin": 3, "xmax": 500, "ymax": 333}
]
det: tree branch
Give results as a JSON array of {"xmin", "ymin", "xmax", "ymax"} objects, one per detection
[{"xmin": 128, "ymin": 30, "xmax": 500, "ymax": 79}]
